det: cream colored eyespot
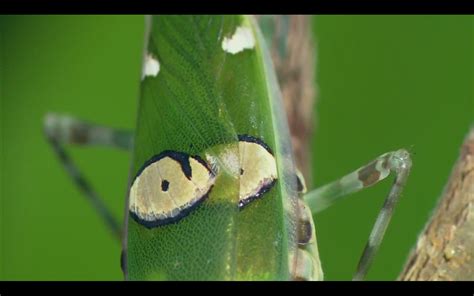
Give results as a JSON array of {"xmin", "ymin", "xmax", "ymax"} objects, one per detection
[
  {"xmin": 238, "ymin": 135, "xmax": 278, "ymax": 208},
  {"xmin": 129, "ymin": 151, "xmax": 215, "ymax": 228}
]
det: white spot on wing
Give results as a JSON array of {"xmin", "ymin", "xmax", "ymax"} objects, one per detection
[
  {"xmin": 221, "ymin": 26, "xmax": 255, "ymax": 55},
  {"xmin": 142, "ymin": 53, "xmax": 160, "ymax": 80}
]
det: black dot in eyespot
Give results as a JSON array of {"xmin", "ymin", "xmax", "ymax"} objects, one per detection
[
  {"xmin": 240, "ymin": 168, "xmax": 244, "ymax": 175},
  {"xmin": 161, "ymin": 180, "xmax": 170, "ymax": 192}
]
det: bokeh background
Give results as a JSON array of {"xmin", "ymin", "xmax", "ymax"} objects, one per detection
[{"xmin": 0, "ymin": 15, "xmax": 473, "ymax": 280}]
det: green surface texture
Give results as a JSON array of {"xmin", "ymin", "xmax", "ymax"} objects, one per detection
[
  {"xmin": 1, "ymin": 15, "xmax": 473, "ymax": 280},
  {"xmin": 127, "ymin": 15, "xmax": 298, "ymax": 280}
]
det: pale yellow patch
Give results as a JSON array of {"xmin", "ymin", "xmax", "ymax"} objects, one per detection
[
  {"xmin": 238, "ymin": 141, "xmax": 277, "ymax": 203},
  {"xmin": 129, "ymin": 155, "xmax": 214, "ymax": 222},
  {"xmin": 220, "ymin": 149, "xmax": 241, "ymax": 177}
]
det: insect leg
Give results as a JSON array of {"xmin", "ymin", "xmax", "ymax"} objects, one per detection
[
  {"xmin": 304, "ymin": 149, "xmax": 412, "ymax": 280},
  {"xmin": 44, "ymin": 112, "xmax": 133, "ymax": 150},
  {"xmin": 43, "ymin": 113, "xmax": 134, "ymax": 240}
]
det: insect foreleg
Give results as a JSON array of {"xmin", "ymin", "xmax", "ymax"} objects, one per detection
[
  {"xmin": 43, "ymin": 113, "xmax": 134, "ymax": 240},
  {"xmin": 304, "ymin": 149, "xmax": 412, "ymax": 280},
  {"xmin": 44, "ymin": 113, "xmax": 133, "ymax": 150}
]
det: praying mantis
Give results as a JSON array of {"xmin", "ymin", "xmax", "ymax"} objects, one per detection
[{"xmin": 44, "ymin": 15, "xmax": 412, "ymax": 280}]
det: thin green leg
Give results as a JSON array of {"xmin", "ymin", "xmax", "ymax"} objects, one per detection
[
  {"xmin": 304, "ymin": 149, "xmax": 412, "ymax": 281},
  {"xmin": 44, "ymin": 113, "xmax": 134, "ymax": 240}
]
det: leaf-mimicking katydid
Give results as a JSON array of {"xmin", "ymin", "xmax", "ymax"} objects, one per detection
[{"xmin": 44, "ymin": 15, "xmax": 412, "ymax": 281}]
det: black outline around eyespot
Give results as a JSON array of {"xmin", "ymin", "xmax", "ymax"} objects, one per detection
[
  {"xmin": 238, "ymin": 179, "xmax": 277, "ymax": 210},
  {"xmin": 130, "ymin": 135, "xmax": 278, "ymax": 226},
  {"xmin": 134, "ymin": 150, "xmax": 213, "ymax": 181},
  {"xmin": 130, "ymin": 186, "xmax": 213, "ymax": 229},
  {"xmin": 129, "ymin": 151, "xmax": 214, "ymax": 229},
  {"xmin": 238, "ymin": 134, "xmax": 274, "ymax": 156},
  {"xmin": 237, "ymin": 134, "xmax": 278, "ymax": 210}
]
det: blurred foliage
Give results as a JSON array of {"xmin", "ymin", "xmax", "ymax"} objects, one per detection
[
  {"xmin": 0, "ymin": 15, "xmax": 473, "ymax": 280},
  {"xmin": 312, "ymin": 15, "xmax": 473, "ymax": 280}
]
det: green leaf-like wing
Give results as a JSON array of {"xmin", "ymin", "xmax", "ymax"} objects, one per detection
[{"xmin": 125, "ymin": 15, "xmax": 299, "ymax": 280}]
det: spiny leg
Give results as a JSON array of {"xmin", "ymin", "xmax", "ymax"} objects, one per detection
[
  {"xmin": 44, "ymin": 113, "xmax": 134, "ymax": 240},
  {"xmin": 304, "ymin": 149, "xmax": 412, "ymax": 281}
]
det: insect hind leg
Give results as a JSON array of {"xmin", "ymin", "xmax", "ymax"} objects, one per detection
[
  {"xmin": 43, "ymin": 113, "xmax": 134, "ymax": 241},
  {"xmin": 304, "ymin": 149, "xmax": 412, "ymax": 280}
]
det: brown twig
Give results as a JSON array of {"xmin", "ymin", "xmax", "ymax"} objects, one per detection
[
  {"xmin": 258, "ymin": 15, "xmax": 317, "ymax": 183},
  {"xmin": 399, "ymin": 127, "xmax": 474, "ymax": 280}
]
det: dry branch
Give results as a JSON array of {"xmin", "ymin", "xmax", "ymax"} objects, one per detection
[{"xmin": 399, "ymin": 128, "xmax": 474, "ymax": 280}]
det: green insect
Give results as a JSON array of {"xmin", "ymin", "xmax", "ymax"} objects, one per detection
[{"xmin": 44, "ymin": 15, "xmax": 412, "ymax": 281}]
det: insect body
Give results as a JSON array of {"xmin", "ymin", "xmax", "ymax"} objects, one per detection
[
  {"xmin": 121, "ymin": 15, "xmax": 323, "ymax": 281},
  {"xmin": 45, "ymin": 15, "xmax": 411, "ymax": 281}
]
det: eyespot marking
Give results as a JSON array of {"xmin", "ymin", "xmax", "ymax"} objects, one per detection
[
  {"xmin": 237, "ymin": 135, "xmax": 278, "ymax": 209},
  {"xmin": 129, "ymin": 151, "xmax": 215, "ymax": 228}
]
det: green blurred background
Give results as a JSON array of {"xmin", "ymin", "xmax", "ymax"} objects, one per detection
[{"xmin": 0, "ymin": 15, "xmax": 472, "ymax": 280}]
